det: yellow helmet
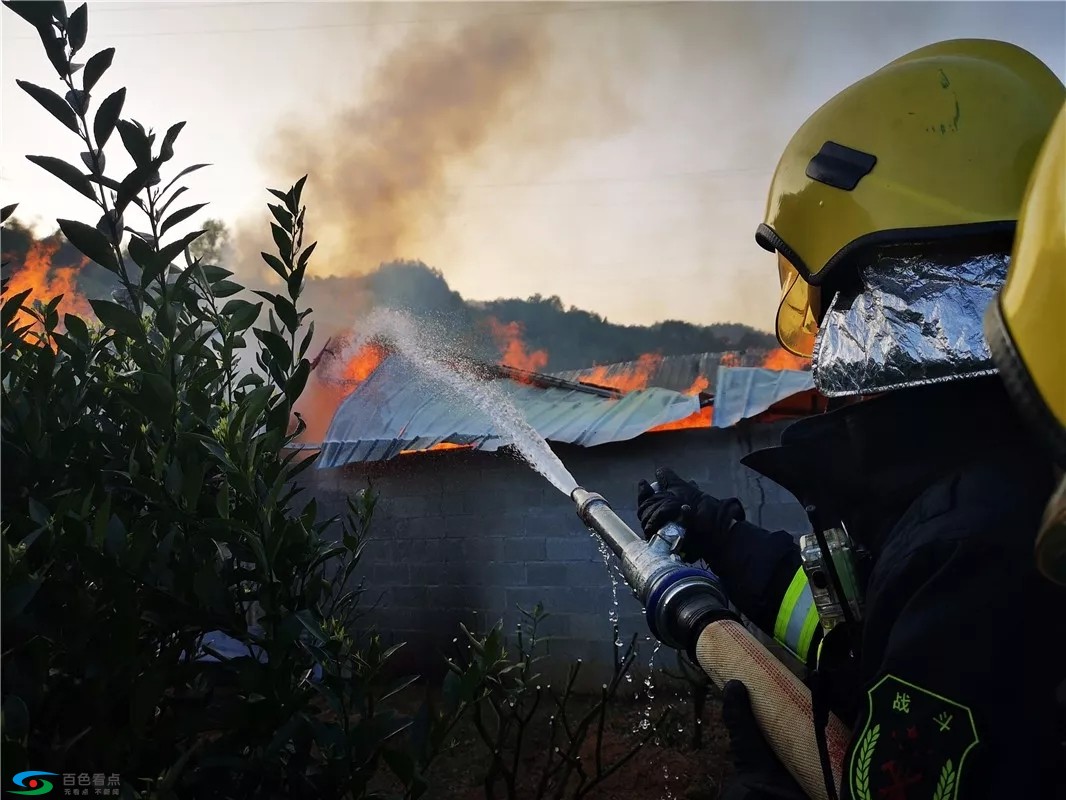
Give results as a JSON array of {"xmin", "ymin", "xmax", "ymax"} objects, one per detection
[
  {"xmin": 985, "ymin": 103, "xmax": 1066, "ymax": 586},
  {"xmin": 757, "ymin": 39, "xmax": 1066, "ymax": 356}
]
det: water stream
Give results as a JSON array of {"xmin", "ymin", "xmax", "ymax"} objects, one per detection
[
  {"xmin": 350, "ymin": 309, "xmax": 675, "ymax": 797},
  {"xmin": 350, "ymin": 308, "xmax": 579, "ymax": 495}
]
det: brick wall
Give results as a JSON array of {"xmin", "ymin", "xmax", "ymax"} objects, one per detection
[{"xmin": 297, "ymin": 420, "xmax": 810, "ymax": 684}]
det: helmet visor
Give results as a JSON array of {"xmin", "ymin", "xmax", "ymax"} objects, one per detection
[{"xmin": 775, "ymin": 253, "xmax": 822, "ymax": 357}]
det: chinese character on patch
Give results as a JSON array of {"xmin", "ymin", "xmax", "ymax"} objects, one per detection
[{"xmin": 892, "ymin": 691, "xmax": 911, "ymax": 713}]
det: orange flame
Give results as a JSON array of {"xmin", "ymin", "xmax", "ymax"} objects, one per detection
[
  {"xmin": 2, "ymin": 238, "xmax": 92, "ymax": 335},
  {"xmin": 719, "ymin": 352, "xmax": 742, "ymax": 368},
  {"xmin": 296, "ymin": 338, "xmax": 387, "ymax": 442},
  {"xmin": 339, "ymin": 340, "xmax": 387, "ymax": 383},
  {"xmin": 579, "ymin": 352, "xmax": 663, "ymax": 392},
  {"xmin": 400, "ymin": 442, "xmax": 473, "ymax": 455},
  {"xmin": 649, "ymin": 405, "xmax": 713, "ymax": 433},
  {"xmin": 683, "ymin": 375, "xmax": 709, "ymax": 396},
  {"xmin": 761, "ymin": 347, "xmax": 810, "ymax": 371},
  {"xmin": 487, "ymin": 317, "xmax": 548, "ymax": 373}
]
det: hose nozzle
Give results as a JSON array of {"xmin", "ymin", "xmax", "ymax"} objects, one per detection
[{"xmin": 570, "ymin": 485, "xmax": 734, "ymax": 653}]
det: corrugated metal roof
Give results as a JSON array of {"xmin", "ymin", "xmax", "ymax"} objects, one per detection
[
  {"xmin": 316, "ymin": 353, "xmax": 701, "ymax": 467},
  {"xmin": 712, "ymin": 367, "xmax": 816, "ymax": 429},
  {"xmin": 551, "ymin": 350, "xmax": 781, "ymax": 394}
]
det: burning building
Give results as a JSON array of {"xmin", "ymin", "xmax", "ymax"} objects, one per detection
[{"xmin": 294, "ymin": 339, "xmax": 824, "ymax": 680}]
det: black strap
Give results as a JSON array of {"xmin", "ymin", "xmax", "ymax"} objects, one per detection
[{"xmin": 811, "ymin": 664, "xmax": 839, "ymax": 800}]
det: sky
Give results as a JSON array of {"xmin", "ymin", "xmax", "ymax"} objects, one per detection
[{"xmin": 2, "ymin": 1, "xmax": 1064, "ymax": 332}]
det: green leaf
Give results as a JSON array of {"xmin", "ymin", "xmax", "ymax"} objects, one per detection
[
  {"xmin": 199, "ymin": 264, "xmax": 232, "ymax": 283},
  {"xmin": 298, "ymin": 320, "xmax": 316, "ymax": 359},
  {"xmin": 297, "ymin": 240, "xmax": 317, "ymax": 270},
  {"xmin": 210, "ymin": 280, "xmax": 243, "ymax": 298},
  {"xmin": 88, "ymin": 298, "xmax": 142, "ymax": 338},
  {"xmin": 159, "ymin": 202, "xmax": 206, "ymax": 237},
  {"xmin": 37, "ymin": 24, "xmax": 69, "ymax": 78},
  {"xmin": 16, "ymin": 80, "xmax": 80, "ymax": 134},
  {"xmin": 253, "ymin": 291, "xmax": 298, "ymax": 332},
  {"xmin": 80, "ymin": 148, "xmax": 104, "ymax": 175},
  {"xmin": 221, "ymin": 299, "xmax": 261, "ymax": 331},
  {"xmin": 2, "ymin": 289, "xmax": 32, "ymax": 327},
  {"xmin": 117, "ymin": 119, "xmax": 152, "ymax": 166},
  {"xmin": 63, "ymin": 312, "xmax": 90, "ymax": 343},
  {"xmin": 293, "ymin": 610, "xmax": 328, "ymax": 644},
  {"xmin": 270, "ymin": 223, "xmax": 291, "ymax": 262},
  {"xmin": 158, "ymin": 185, "xmax": 187, "ymax": 219},
  {"xmin": 159, "ymin": 163, "xmax": 209, "ymax": 199},
  {"xmin": 155, "ymin": 230, "xmax": 203, "ymax": 272},
  {"xmin": 115, "ymin": 161, "xmax": 159, "ymax": 216},
  {"xmin": 141, "ymin": 372, "xmax": 176, "ymax": 410},
  {"xmin": 25, "ymin": 155, "xmax": 96, "ymax": 202},
  {"xmin": 27, "ymin": 497, "xmax": 49, "ymax": 526},
  {"xmin": 267, "ymin": 187, "xmax": 291, "ymax": 207},
  {"xmin": 93, "ymin": 87, "xmax": 124, "ymax": 148},
  {"xmin": 268, "ymin": 203, "xmax": 292, "ymax": 230},
  {"xmin": 67, "ymin": 3, "xmax": 88, "ymax": 52},
  {"xmin": 160, "ymin": 120, "xmax": 185, "ymax": 161},
  {"xmin": 215, "ymin": 478, "xmax": 230, "ymax": 519},
  {"xmin": 260, "ymin": 252, "xmax": 287, "ymax": 279},
  {"xmin": 4, "ymin": 1, "xmax": 55, "ymax": 28},
  {"xmin": 127, "ymin": 235, "xmax": 157, "ymax": 271},
  {"xmin": 286, "ymin": 359, "xmax": 310, "ymax": 402},
  {"xmin": 254, "ymin": 329, "xmax": 291, "ymax": 368},
  {"xmin": 65, "ymin": 88, "xmax": 88, "ymax": 115},
  {"xmin": 57, "ymin": 218, "xmax": 118, "ymax": 271},
  {"xmin": 82, "ymin": 47, "xmax": 114, "ymax": 92},
  {"xmin": 292, "ymin": 175, "xmax": 308, "ymax": 210}
]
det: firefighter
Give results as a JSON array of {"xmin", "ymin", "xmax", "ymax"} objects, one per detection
[
  {"xmin": 984, "ymin": 104, "xmax": 1066, "ymax": 590},
  {"xmin": 636, "ymin": 41, "xmax": 1065, "ymax": 799}
]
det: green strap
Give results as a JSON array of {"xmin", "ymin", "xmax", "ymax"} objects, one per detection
[{"xmin": 773, "ymin": 566, "xmax": 821, "ymax": 663}]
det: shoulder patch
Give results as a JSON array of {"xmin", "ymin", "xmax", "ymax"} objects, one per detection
[{"xmin": 850, "ymin": 674, "xmax": 978, "ymax": 800}]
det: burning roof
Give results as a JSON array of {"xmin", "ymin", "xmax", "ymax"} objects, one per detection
[
  {"xmin": 552, "ymin": 348, "xmax": 809, "ymax": 394},
  {"xmin": 311, "ymin": 351, "xmax": 704, "ymax": 466},
  {"xmin": 298, "ymin": 341, "xmax": 818, "ymax": 467}
]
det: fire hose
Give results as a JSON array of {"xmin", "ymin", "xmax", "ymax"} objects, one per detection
[{"xmin": 571, "ymin": 486, "xmax": 850, "ymax": 800}]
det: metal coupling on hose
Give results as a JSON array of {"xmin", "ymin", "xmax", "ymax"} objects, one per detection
[{"xmin": 571, "ymin": 486, "xmax": 737, "ymax": 654}]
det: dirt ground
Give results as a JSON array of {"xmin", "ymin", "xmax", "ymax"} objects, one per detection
[{"xmin": 419, "ymin": 688, "xmax": 736, "ymax": 800}]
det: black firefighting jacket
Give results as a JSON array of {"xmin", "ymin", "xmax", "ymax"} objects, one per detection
[{"xmin": 712, "ymin": 377, "xmax": 1066, "ymax": 800}]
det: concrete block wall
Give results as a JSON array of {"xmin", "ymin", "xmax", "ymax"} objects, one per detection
[{"xmin": 297, "ymin": 421, "xmax": 810, "ymax": 683}]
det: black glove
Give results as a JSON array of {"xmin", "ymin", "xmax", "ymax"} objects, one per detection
[
  {"xmin": 636, "ymin": 467, "xmax": 745, "ymax": 563},
  {"xmin": 720, "ymin": 680, "xmax": 809, "ymax": 800}
]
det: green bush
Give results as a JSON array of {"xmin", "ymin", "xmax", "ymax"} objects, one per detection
[
  {"xmin": 443, "ymin": 606, "xmax": 669, "ymax": 800},
  {"xmin": 0, "ymin": 5, "xmax": 700, "ymax": 799},
  {"xmin": 0, "ymin": 3, "xmax": 445, "ymax": 797}
]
